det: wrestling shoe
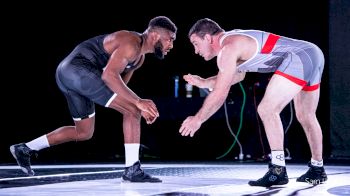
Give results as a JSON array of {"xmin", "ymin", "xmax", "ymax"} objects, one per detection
[
  {"xmin": 248, "ymin": 163, "xmax": 289, "ymax": 187},
  {"xmin": 122, "ymin": 161, "xmax": 162, "ymax": 182},
  {"xmin": 10, "ymin": 143, "xmax": 37, "ymax": 176},
  {"xmin": 296, "ymin": 162, "xmax": 327, "ymax": 185}
]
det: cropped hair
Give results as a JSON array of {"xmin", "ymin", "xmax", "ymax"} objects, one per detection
[
  {"xmin": 148, "ymin": 16, "xmax": 177, "ymax": 33},
  {"xmin": 188, "ymin": 18, "xmax": 224, "ymax": 38}
]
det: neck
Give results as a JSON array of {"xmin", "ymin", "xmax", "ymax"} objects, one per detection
[
  {"xmin": 212, "ymin": 32, "xmax": 225, "ymax": 53},
  {"xmin": 140, "ymin": 32, "xmax": 153, "ymax": 54},
  {"xmin": 216, "ymin": 32, "xmax": 225, "ymax": 46}
]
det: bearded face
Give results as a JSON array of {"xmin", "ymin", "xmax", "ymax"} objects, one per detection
[{"xmin": 154, "ymin": 40, "xmax": 164, "ymax": 59}]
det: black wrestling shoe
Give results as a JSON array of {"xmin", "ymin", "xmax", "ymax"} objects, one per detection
[
  {"xmin": 248, "ymin": 163, "xmax": 289, "ymax": 187},
  {"xmin": 122, "ymin": 161, "xmax": 162, "ymax": 183},
  {"xmin": 10, "ymin": 143, "xmax": 37, "ymax": 176},
  {"xmin": 296, "ymin": 162, "xmax": 327, "ymax": 185}
]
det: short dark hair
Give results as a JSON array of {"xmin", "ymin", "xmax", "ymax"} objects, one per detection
[
  {"xmin": 148, "ymin": 16, "xmax": 177, "ymax": 33},
  {"xmin": 188, "ymin": 18, "xmax": 224, "ymax": 39}
]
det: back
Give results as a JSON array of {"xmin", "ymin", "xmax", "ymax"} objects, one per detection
[{"xmin": 220, "ymin": 30, "xmax": 319, "ymax": 73}]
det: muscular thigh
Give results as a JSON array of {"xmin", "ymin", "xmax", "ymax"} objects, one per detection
[
  {"xmin": 260, "ymin": 74, "xmax": 302, "ymax": 112},
  {"xmin": 293, "ymin": 89, "xmax": 320, "ymax": 114},
  {"xmin": 108, "ymin": 95, "xmax": 139, "ymax": 115},
  {"xmin": 55, "ymin": 55, "xmax": 114, "ymax": 119}
]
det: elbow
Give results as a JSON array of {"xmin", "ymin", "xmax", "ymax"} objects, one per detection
[
  {"xmin": 230, "ymin": 72, "xmax": 246, "ymax": 85},
  {"xmin": 101, "ymin": 72, "xmax": 108, "ymax": 82},
  {"xmin": 101, "ymin": 72, "xmax": 113, "ymax": 84}
]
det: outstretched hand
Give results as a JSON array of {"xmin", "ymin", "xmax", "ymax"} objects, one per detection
[
  {"xmin": 179, "ymin": 116, "xmax": 202, "ymax": 137},
  {"xmin": 183, "ymin": 74, "xmax": 205, "ymax": 88}
]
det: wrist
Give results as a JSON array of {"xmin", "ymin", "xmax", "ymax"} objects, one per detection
[
  {"xmin": 194, "ymin": 115, "xmax": 204, "ymax": 124},
  {"xmin": 135, "ymin": 98, "xmax": 142, "ymax": 108}
]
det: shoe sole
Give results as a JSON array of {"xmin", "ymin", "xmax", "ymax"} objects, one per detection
[
  {"xmin": 296, "ymin": 178, "xmax": 327, "ymax": 184},
  {"xmin": 121, "ymin": 180, "xmax": 162, "ymax": 183},
  {"xmin": 248, "ymin": 179, "xmax": 289, "ymax": 187},
  {"xmin": 9, "ymin": 145, "xmax": 34, "ymax": 176},
  {"xmin": 121, "ymin": 177, "xmax": 162, "ymax": 183}
]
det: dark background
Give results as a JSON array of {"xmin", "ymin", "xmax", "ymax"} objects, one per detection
[{"xmin": 2, "ymin": 0, "xmax": 349, "ymax": 165}]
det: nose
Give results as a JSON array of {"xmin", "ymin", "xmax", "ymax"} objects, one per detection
[{"xmin": 168, "ymin": 41, "xmax": 174, "ymax": 50}]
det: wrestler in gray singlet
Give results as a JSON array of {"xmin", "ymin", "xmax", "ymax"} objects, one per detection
[
  {"xmin": 55, "ymin": 34, "xmax": 142, "ymax": 120},
  {"xmin": 219, "ymin": 30, "xmax": 324, "ymax": 91}
]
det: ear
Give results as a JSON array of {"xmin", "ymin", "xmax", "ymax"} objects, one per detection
[
  {"xmin": 150, "ymin": 31, "xmax": 161, "ymax": 43},
  {"xmin": 204, "ymin": 34, "xmax": 212, "ymax": 44}
]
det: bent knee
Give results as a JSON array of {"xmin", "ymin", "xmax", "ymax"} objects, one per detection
[
  {"xmin": 257, "ymin": 103, "xmax": 273, "ymax": 116},
  {"xmin": 123, "ymin": 111, "xmax": 142, "ymax": 120},
  {"xmin": 109, "ymin": 97, "xmax": 142, "ymax": 119},
  {"xmin": 257, "ymin": 103, "xmax": 282, "ymax": 119},
  {"xmin": 76, "ymin": 128, "xmax": 94, "ymax": 141},
  {"xmin": 257, "ymin": 104, "xmax": 266, "ymax": 116},
  {"xmin": 296, "ymin": 112, "xmax": 317, "ymax": 125},
  {"xmin": 122, "ymin": 107, "xmax": 141, "ymax": 119}
]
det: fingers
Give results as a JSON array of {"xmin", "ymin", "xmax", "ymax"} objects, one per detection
[
  {"xmin": 183, "ymin": 74, "xmax": 193, "ymax": 83},
  {"xmin": 147, "ymin": 115, "xmax": 157, "ymax": 124},
  {"xmin": 183, "ymin": 74, "xmax": 202, "ymax": 88},
  {"xmin": 147, "ymin": 106, "xmax": 159, "ymax": 118},
  {"xmin": 179, "ymin": 124, "xmax": 189, "ymax": 136},
  {"xmin": 183, "ymin": 74, "xmax": 191, "ymax": 82},
  {"xmin": 139, "ymin": 100, "xmax": 159, "ymax": 118},
  {"xmin": 179, "ymin": 118, "xmax": 193, "ymax": 137},
  {"xmin": 141, "ymin": 111, "xmax": 157, "ymax": 124},
  {"xmin": 145, "ymin": 116, "xmax": 152, "ymax": 124},
  {"xmin": 190, "ymin": 131, "xmax": 195, "ymax": 137},
  {"xmin": 179, "ymin": 126, "xmax": 193, "ymax": 137},
  {"xmin": 148, "ymin": 101, "xmax": 159, "ymax": 117},
  {"xmin": 144, "ymin": 116, "xmax": 156, "ymax": 124},
  {"xmin": 150, "ymin": 116, "xmax": 157, "ymax": 124},
  {"xmin": 150, "ymin": 102, "xmax": 159, "ymax": 117}
]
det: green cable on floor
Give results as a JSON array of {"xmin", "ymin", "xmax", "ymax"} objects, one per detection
[{"xmin": 216, "ymin": 82, "xmax": 246, "ymax": 159}]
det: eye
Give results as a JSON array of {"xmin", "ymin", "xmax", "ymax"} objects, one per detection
[{"xmin": 161, "ymin": 36, "xmax": 172, "ymax": 43}]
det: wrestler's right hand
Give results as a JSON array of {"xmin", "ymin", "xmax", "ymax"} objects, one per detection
[
  {"xmin": 183, "ymin": 74, "xmax": 206, "ymax": 88},
  {"xmin": 141, "ymin": 111, "xmax": 157, "ymax": 124},
  {"xmin": 136, "ymin": 99, "xmax": 159, "ymax": 118}
]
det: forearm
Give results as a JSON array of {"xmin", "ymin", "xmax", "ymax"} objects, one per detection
[
  {"xmin": 122, "ymin": 72, "xmax": 133, "ymax": 84},
  {"xmin": 103, "ymin": 74, "xmax": 140, "ymax": 105},
  {"xmin": 196, "ymin": 71, "xmax": 238, "ymax": 123},
  {"xmin": 205, "ymin": 75, "xmax": 217, "ymax": 89},
  {"xmin": 195, "ymin": 89, "xmax": 229, "ymax": 123},
  {"xmin": 205, "ymin": 72, "xmax": 245, "ymax": 89}
]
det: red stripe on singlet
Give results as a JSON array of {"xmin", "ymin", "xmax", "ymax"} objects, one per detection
[
  {"xmin": 302, "ymin": 84, "xmax": 320, "ymax": 91},
  {"xmin": 275, "ymin": 70, "xmax": 307, "ymax": 86},
  {"xmin": 275, "ymin": 71, "xmax": 320, "ymax": 91},
  {"xmin": 261, "ymin": 33, "xmax": 280, "ymax": 54}
]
